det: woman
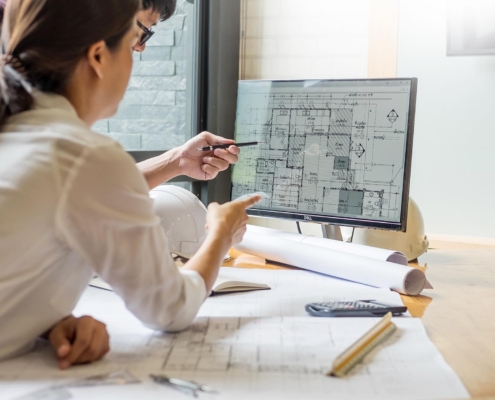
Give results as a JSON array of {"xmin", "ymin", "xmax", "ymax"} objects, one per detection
[{"xmin": 0, "ymin": 0, "xmax": 258, "ymax": 370}]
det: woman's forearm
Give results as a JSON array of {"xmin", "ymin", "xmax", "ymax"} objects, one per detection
[
  {"xmin": 182, "ymin": 229, "xmax": 232, "ymax": 292},
  {"xmin": 136, "ymin": 147, "xmax": 181, "ymax": 190}
]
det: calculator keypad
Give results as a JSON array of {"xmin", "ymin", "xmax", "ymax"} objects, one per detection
[{"xmin": 315, "ymin": 301, "xmax": 383, "ymax": 310}]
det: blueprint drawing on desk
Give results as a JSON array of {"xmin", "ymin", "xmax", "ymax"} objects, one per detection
[
  {"xmin": 0, "ymin": 271, "xmax": 469, "ymax": 400},
  {"xmin": 232, "ymin": 80, "xmax": 412, "ymax": 223}
]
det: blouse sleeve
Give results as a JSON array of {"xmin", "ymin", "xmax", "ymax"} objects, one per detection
[{"xmin": 55, "ymin": 142, "xmax": 207, "ymax": 332}]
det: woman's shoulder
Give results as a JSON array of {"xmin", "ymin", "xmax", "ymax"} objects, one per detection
[
  {"xmin": 1, "ymin": 101, "xmax": 124, "ymax": 156},
  {"xmin": 0, "ymin": 104, "xmax": 137, "ymax": 189}
]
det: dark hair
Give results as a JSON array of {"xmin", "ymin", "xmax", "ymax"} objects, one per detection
[
  {"xmin": 0, "ymin": 0, "xmax": 6, "ymax": 30},
  {"xmin": 142, "ymin": 0, "xmax": 176, "ymax": 22},
  {"xmin": 0, "ymin": 0, "xmax": 140, "ymax": 123}
]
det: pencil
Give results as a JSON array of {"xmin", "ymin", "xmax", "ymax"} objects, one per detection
[
  {"xmin": 196, "ymin": 141, "xmax": 264, "ymax": 151},
  {"xmin": 328, "ymin": 312, "xmax": 397, "ymax": 377}
]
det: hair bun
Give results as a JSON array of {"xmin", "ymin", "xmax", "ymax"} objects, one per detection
[{"xmin": 0, "ymin": 53, "xmax": 33, "ymax": 118}]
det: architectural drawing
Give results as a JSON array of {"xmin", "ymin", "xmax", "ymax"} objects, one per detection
[
  {"xmin": 232, "ymin": 81, "xmax": 412, "ymax": 223},
  {"xmin": 156, "ymin": 317, "xmax": 337, "ymax": 375},
  {"xmin": 0, "ymin": 285, "xmax": 469, "ymax": 400}
]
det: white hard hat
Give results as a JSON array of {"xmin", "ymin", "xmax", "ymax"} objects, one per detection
[
  {"xmin": 150, "ymin": 186, "xmax": 208, "ymax": 259},
  {"xmin": 350, "ymin": 197, "xmax": 429, "ymax": 261}
]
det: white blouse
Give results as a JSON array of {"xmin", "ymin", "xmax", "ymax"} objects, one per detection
[{"xmin": 0, "ymin": 91, "xmax": 207, "ymax": 360}]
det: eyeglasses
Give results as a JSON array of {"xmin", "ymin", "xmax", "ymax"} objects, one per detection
[{"xmin": 136, "ymin": 20, "xmax": 155, "ymax": 46}]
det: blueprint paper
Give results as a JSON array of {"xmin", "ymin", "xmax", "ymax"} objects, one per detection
[
  {"xmin": 93, "ymin": 268, "xmax": 404, "ymax": 318},
  {"xmin": 235, "ymin": 232, "xmax": 427, "ymax": 295},
  {"xmin": 198, "ymin": 268, "xmax": 405, "ymax": 318},
  {"xmin": 247, "ymin": 225, "xmax": 408, "ymax": 265},
  {"xmin": 0, "ymin": 286, "xmax": 468, "ymax": 400},
  {"xmin": 14, "ymin": 387, "xmax": 72, "ymax": 400}
]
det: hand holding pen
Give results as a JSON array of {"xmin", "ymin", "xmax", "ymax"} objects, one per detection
[
  {"xmin": 178, "ymin": 132, "xmax": 241, "ymax": 181},
  {"xmin": 177, "ymin": 133, "xmax": 263, "ymax": 182}
]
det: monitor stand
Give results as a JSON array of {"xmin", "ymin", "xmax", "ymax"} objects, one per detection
[{"xmin": 321, "ymin": 224, "xmax": 343, "ymax": 241}]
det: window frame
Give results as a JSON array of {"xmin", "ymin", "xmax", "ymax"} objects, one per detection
[{"xmin": 128, "ymin": 0, "xmax": 241, "ymax": 204}]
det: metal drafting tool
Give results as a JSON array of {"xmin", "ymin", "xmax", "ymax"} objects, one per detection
[{"xmin": 150, "ymin": 374, "xmax": 217, "ymax": 397}]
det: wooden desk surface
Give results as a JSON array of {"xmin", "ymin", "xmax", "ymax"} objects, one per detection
[{"xmin": 224, "ymin": 240, "xmax": 495, "ymax": 399}]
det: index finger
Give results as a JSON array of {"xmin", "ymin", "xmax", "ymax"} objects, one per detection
[
  {"xmin": 235, "ymin": 194, "xmax": 263, "ymax": 209},
  {"xmin": 201, "ymin": 131, "xmax": 235, "ymax": 145}
]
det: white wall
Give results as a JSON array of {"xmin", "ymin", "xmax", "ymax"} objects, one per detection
[
  {"xmin": 398, "ymin": 0, "xmax": 495, "ymax": 240},
  {"xmin": 242, "ymin": 0, "xmax": 370, "ymax": 235},
  {"xmin": 243, "ymin": 0, "xmax": 370, "ymax": 80}
]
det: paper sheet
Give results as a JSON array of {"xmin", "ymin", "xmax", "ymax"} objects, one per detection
[
  {"xmin": 199, "ymin": 268, "xmax": 404, "ymax": 318},
  {"xmin": 248, "ymin": 225, "xmax": 408, "ymax": 265},
  {"xmin": 235, "ymin": 232, "xmax": 427, "ymax": 295},
  {"xmin": 0, "ymin": 284, "xmax": 468, "ymax": 400}
]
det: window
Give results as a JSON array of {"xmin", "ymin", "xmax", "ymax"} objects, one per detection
[
  {"xmin": 92, "ymin": 0, "xmax": 241, "ymax": 203},
  {"xmin": 93, "ymin": 0, "xmax": 194, "ymax": 152}
]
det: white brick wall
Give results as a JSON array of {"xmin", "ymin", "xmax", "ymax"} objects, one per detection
[
  {"xmin": 94, "ymin": 0, "xmax": 189, "ymax": 151},
  {"xmin": 242, "ymin": 0, "xmax": 370, "ymax": 80},
  {"xmin": 243, "ymin": 0, "xmax": 371, "ymax": 234}
]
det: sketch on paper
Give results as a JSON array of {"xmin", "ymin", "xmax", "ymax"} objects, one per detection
[{"xmin": 0, "ymin": 285, "xmax": 470, "ymax": 400}]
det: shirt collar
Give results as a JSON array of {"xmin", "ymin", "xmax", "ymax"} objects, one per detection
[
  {"xmin": 31, "ymin": 90, "xmax": 89, "ymax": 130},
  {"xmin": 31, "ymin": 90, "xmax": 80, "ymax": 116}
]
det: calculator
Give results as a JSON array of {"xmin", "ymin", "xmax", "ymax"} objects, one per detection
[{"xmin": 305, "ymin": 300, "xmax": 407, "ymax": 317}]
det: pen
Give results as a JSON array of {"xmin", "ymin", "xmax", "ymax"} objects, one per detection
[{"xmin": 196, "ymin": 141, "xmax": 264, "ymax": 151}]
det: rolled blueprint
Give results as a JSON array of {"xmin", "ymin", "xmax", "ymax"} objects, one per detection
[
  {"xmin": 247, "ymin": 225, "xmax": 408, "ymax": 265},
  {"xmin": 235, "ymin": 232, "xmax": 427, "ymax": 295}
]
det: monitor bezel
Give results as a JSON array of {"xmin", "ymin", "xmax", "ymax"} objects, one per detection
[{"xmin": 231, "ymin": 78, "xmax": 418, "ymax": 232}]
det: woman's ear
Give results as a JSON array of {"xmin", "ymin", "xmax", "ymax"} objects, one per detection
[{"xmin": 86, "ymin": 40, "xmax": 107, "ymax": 79}]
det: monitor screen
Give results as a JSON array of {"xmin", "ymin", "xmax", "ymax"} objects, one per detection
[{"xmin": 231, "ymin": 78, "xmax": 417, "ymax": 231}]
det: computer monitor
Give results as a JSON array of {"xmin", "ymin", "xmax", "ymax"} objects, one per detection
[{"xmin": 231, "ymin": 78, "xmax": 417, "ymax": 232}]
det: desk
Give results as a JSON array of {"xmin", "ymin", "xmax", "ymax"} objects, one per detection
[{"xmin": 224, "ymin": 240, "xmax": 495, "ymax": 399}]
